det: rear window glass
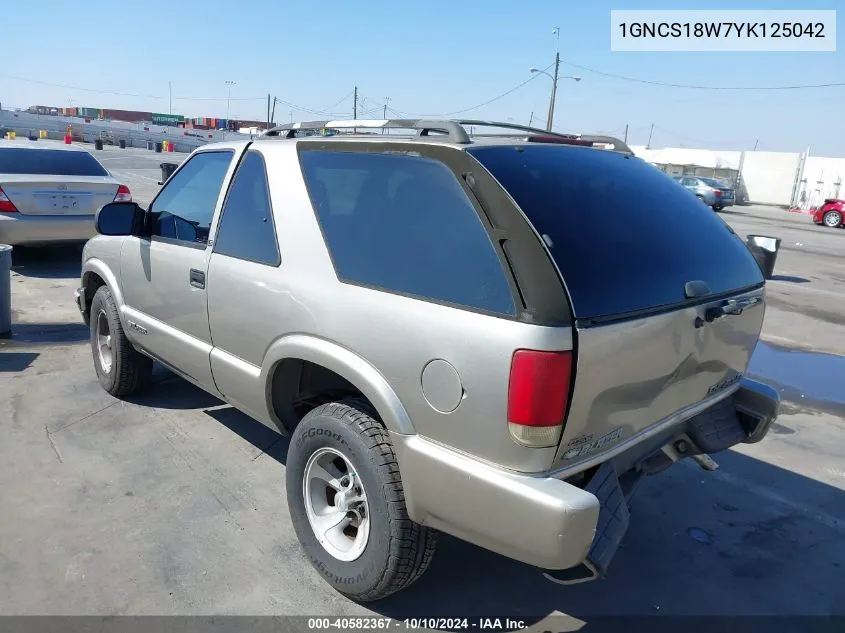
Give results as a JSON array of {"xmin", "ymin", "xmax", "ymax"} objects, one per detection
[
  {"xmin": 0, "ymin": 148, "xmax": 109, "ymax": 177},
  {"xmin": 299, "ymin": 149, "xmax": 516, "ymax": 316},
  {"xmin": 700, "ymin": 177, "xmax": 728, "ymax": 188},
  {"xmin": 468, "ymin": 145, "xmax": 763, "ymax": 320}
]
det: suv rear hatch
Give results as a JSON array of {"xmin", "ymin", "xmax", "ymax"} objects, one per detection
[{"xmin": 468, "ymin": 145, "xmax": 766, "ymax": 469}]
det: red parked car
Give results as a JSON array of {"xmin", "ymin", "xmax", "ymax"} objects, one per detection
[{"xmin": 813, "ymin": 198, "xmax": 844, "ymax": 228}]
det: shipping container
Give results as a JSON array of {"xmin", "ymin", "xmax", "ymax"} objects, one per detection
[{"xmin": 101, "ymin": 109, "xmax": 152, "ymax": 123}]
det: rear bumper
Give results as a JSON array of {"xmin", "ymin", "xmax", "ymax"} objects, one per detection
[
  {"xmin": 391, "ymin": 433, "xmax": 600, "ymax": 571},
  {"xmin": 0, "ymin": 213, "xmax": 95, "ymax": 245},
  {"xmin": 392, "ymin": 377, "xmax": 779, "ymax": 574}
]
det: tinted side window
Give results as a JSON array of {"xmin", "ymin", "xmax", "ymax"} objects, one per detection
[
  {"xmin": 468, "ymin": 145, "xmax": 763, "ymax": 320},
  {"xmin": 213, "ymin": 151, "xmax": 280, "ymax": 266},
  {"xmin": 299, "ymin": 150, "xmax": 516, "ymax": 317},
  {"xmin": 149, "ymin": 151, "xmax": 233, "ymax": 245}
]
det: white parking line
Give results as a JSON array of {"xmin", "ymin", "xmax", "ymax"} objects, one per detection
[{"xmin": 109, "ymin": 170, "xmax": 160, "ymax": 183}]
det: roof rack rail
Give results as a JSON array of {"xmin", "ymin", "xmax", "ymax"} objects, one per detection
[
  {"xmin": 262, "ymin": 119, "xmax": 471, "ymax": 143},
  {"xmin": 261, "ymin": 118, "xmax": 633, "ymax": 154}
]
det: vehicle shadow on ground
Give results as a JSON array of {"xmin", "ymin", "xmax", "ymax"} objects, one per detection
[
  {"xmin": 127, "ymin": 368, "xmax": 222, "ymax": 411},
  {"xmin": 206, "ymin": 405, "xmax": 290, "ymax": 464},
  {"xmin": 371, "ymin": 449, "xmax": 845, "ymax": 623},
  {"xmin": 128, "ymin": 368, "xmax": 290, "ymax": 463},
  {"xmin": 3, "ymin": 322, "xmax": 88, "ymax": 343},
  {"xmin": 769, "ymin": 274, "xmax": 810, "ymax": 284},
  {"xmin": 10, "ymin": 244, "xmax": 83, "ymax": 278},
  {"xmin": 123, "ymin": 371, "xmax": 845, "ymax": 621},
  {"xmin": 0, "ymin": 351, "xmax": 39, "ymax": 372}
]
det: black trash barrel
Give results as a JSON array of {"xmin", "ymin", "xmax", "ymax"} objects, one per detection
[
  {"xmin": 155, "ymin": 142, "xmax": 163, "ymax": 153},
  {"xmin": 746, "ymin": 235, "xmax": 781, "ymax": 279},
  {"xmin": 160, "ymin": 162, "xmax": 178, "ymax": 183},
  {"xmin": 94, "ymin": 139, "xmax": 104, "ymax": 150},
  {"xmin": 0, "ymin": 244, "xmax": 12, "ymax": 338},
  {"xmin": 119, "ymin": 139, "xmax": 127, "ymax": 149}
]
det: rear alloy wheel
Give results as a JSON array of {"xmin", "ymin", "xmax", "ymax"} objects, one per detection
[
  {"xmin": 286, "ymin": 399, "xmax": 437, "ymax": 601},
  {"xmin": 823, "ymin": 210, "xmax": 842, "ymax": 228}
]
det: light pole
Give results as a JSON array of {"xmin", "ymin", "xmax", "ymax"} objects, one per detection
[
  {"xmin": 530, "ymin": 27, "xmax": 581, "ymax": 132},
  {"xmin": 225, "ymin": 80, "xmax": 235, "ymax": 120}
]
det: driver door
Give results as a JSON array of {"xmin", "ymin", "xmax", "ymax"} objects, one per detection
[{"xmin": 119, "ymin": 149, "xmax": 236, "ymax": 391}]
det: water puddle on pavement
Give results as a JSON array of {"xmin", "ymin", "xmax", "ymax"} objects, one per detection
[{"xmin": 748, "ymin": 341, "xmax": 845, "ymax": 409}]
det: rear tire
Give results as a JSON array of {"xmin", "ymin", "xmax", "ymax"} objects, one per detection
[
  {"xmin": 286, "ymin": 399, "xmax": 437, "ymax": 602},
  {"xmin": 823, "ymin": 210, "xmax": 842, "ymax": 228},
  {"xmin": 90, "ymin": 285, "xmax": 152, "ymax": 396},
  {"xmin": 713, "ymin": 205, "xmax": 724, "ymax": 211}
]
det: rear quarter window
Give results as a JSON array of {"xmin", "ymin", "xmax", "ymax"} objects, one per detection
[
  {"xmin": 468, "ymin": 145, "xmax": 763, "ymax": 321},
  {"xmin": 298, "ymin": 149, "xmax": 517, "ymax": 317},
  {"xmin": 0, "ymin": 148, "xmax": 109, "ymax": 177}
]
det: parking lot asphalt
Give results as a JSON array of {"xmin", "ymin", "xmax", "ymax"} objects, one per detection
[{"xmin": 0, "ymin": 149, "xmax": 843, "ymax": 622}]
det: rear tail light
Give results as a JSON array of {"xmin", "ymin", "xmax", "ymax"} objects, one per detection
[
  {"xmin": 714, "ymin": 190, "xmax": 722, "ymax": 196},
  {"xmin": 0, "ymin": 186, "xmax": 18, "ymax": 212},
  {"xmin": 507, "ymin": 349, "xmax": 573, "ymax": 448},
  {"xmin": 113, "ymin": 184, "xmax": 132, "ymax": 202}
]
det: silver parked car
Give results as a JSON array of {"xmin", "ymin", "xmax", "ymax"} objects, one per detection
[
  {"xmin": 674, "ymin": 175, "xmax": 735, "ymax": 211},
  {"xmin": 76, "ymin": 119, "xmax": 778, "ymax": 601},
  {"xmin": 0, "ymin": 142, "xmax": 131, "ymax": 245}
]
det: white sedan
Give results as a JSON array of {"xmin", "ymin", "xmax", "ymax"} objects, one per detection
[{"xmin": 0, "ymin": 141, "xmax": 131, "ymax": 246}]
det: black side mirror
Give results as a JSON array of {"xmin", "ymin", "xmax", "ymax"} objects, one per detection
[{"xmin": 95, "ymin": 202, "xmax": 144, "ymax": 236}]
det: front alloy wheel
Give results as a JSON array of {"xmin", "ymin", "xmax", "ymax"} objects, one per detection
[{"xmin": 95, "ymin": 309, "xmax": 114, "ymax": 374}]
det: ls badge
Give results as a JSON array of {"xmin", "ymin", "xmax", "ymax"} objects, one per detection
[{"xmin": 707, "ymin": 373, "xmax": 741, "ymax": 396}]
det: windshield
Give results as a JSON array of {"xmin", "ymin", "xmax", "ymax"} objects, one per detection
[
  {"xmin": 0, "ymin": 148, "xmax": 109, "ymax": 177},
  {"xmin": 468, "ymin": 145, "xmax": 763, "ymax": 321}
]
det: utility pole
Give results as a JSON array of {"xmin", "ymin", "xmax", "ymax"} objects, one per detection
[
  {"xmin": 624, "ymin": 123, "xmax": 628, "ymax": 144},
  {"xmin": 647, "ymin": 123, "xmax": 654, "ymax": 149},
  {"xmin": 169, "ymin": 81, "xmax": 172, "ymax": 115},
  {"xmin": 270, "ymin": 97, "xmax": 277, "ymax": 125},
  {"xmin": 266, "ymin": 94, "xmax": 271, "ymax": 129},
  {"xmin": 753, "ymin": 139, "xmax": 759, "ymax": 151},
  {"xmin": 382, "ymin": 97, "xmax": 391, "ymax": 134},
  {"xmin": 546, "ymin": 27, "xmax": 560, "ymax": 132},
  {"xmin": 353, "ymin": 86, "xmax": 358, "ymax": 120},
  {"xmin": 225, "ymin": 80, "xmax": 235, "ymax": 120},
  {"xmin": 528, "ymin": 111, "xmax": 534, "ymax": 127}
]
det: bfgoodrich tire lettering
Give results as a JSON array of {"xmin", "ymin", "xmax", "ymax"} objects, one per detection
[
  {"xmin": 89, "ymin": 285, "xmax": 152, "ymax": 396},
  {"xmin": 286, "ymin": 399, "xmax": 437, "ymax": 601}
]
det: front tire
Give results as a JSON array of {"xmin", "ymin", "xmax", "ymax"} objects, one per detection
[
  {"xmin": 823, "ymin": 210, "xmax": 842, "ymax": 228},
  {"xmin": 90, "ymin": 285, "xmax": 152, "ymax": 396},
  {"xmin": 286, "ymin": 399, "xmax": 437, "ymax": 602}
]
